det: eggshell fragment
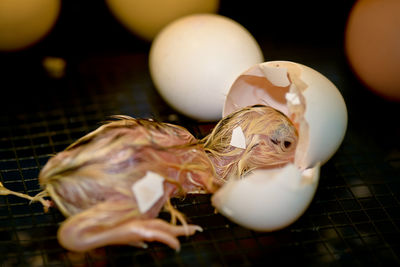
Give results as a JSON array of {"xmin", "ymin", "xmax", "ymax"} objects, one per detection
[
  {"xmin": 230, "ymin": 126, "xmax": 246, "ymax": 149},
  {"xmin": 261, "ymin": 66, "xmax": 291, "ymax": 87},
  {"xmin": 132, "ymin": 171, "xmax": 165, "ymax": 213},
  {"xmin": 42, "ymin": 57, "xmax": 66, "ymax": 79},
  {"xmin": 211, "ymin": 163, "xmax": 319, "ymax": 231}
]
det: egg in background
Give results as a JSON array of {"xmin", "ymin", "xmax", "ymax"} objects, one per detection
[
  {"xmin": 149, "ymin": 14, "xmax": 264, "ymax": 121},
  {"xmin": 105, "ymin": 0, "xmax": 219, "ymax": 41},
  {"xmin": 345, "ymin": 0, "xmax": 400, "ymax": 101},
  {"xmin": 0, "ymin": 0, "xmax": 61, "ymax": 51}
]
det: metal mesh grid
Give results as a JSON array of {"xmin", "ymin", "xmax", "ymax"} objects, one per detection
[
  {"xmin": 1, "ymin": 1, "xmax": 400, "ymax": 265},
  {"xmin": 1, "ymin": 51, "xmax": 399, "ymax": 267}
]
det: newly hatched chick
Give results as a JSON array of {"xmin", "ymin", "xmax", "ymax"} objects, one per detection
[
  {"xmin": 38, "ymin": 117, "xmax": 217, "ymax": 251},
  {"xmin": 0, "ymin": 105, "xmax": 298, "ymax": 252}
]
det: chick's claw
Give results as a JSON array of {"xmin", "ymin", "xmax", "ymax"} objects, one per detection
[
  {"xmin": 58, "ymin": 208, "xmax": 202, "ymax": 252},
  {"xmin": 126, "ymin": 219, "xmax": 202, "ymax": 251}
]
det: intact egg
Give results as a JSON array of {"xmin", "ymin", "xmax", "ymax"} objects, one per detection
[
  {"xmin": 345, "ymin": 0, "xmax": 400, "ymax": 101},
  {"xmin": 0, "ymin": 0, "xmax": 61, "ymax": 51},
  {"xmin": 149, "ymin": 14, "xmax": 264, "ymax": 121},
  {"xmin": 212, "ymin": 61, "xmax": 348, "ymax": 231},
  {"xmin": 105, "ymin": 0, "xmax": 219, "ymax": 41}
]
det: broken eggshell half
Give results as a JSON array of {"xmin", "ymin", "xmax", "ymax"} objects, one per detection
[{"xmin": 212, "ymin": 61, "xmax": 347, "ymax": 231}]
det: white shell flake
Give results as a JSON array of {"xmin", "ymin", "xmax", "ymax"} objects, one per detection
[
  {"xmin": 230, "ymin": 126, "xmax": 246, "ymax": 149},
  {"xmin": 260, "ymin": 65, "xmax": 290, "ymax": 87},
  {"xmin": 285, "ymin": 92, "xmax": 301, "ymax": 105},
  {"xmin": 132, "ymin": 171, "xmax": 165, "ymax": 213}
]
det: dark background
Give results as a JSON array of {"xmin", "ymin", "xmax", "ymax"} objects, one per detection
[{"xmin": 1, "ymin": 1, "xmax": 399, "ymax": 266}]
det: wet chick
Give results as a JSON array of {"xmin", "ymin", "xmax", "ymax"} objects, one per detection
[{"xmin": 202, "ymin": 105, "xmax": 298, "ymax": 183}]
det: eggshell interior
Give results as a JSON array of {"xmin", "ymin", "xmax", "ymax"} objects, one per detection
[
  {"xmin": 211, "ymin": 163, "xmax": 319, "ymax": 231},
  {"xmin": 223, "ymin": 61, "xmax": 348, "ymax": 168}
]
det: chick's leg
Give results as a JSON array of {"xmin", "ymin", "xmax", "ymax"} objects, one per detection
[{"xmin": 57, "ymin": 199, "xmax": 202, "ymax": 252}]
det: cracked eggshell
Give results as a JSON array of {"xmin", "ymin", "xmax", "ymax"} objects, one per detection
[
  {"xmin": 224, "ymin": 61, "xmax": 348, "ymax": 168},
  {"xmin": 212, "ymin": 61, "xmax": 347, "ymax": 231},
  {"xmin": 211, "ymin": 163, "xmax": 319, "ymax": 231},
  {"xmin": 149, "ymin": 14, "xmax": 263, "ymax": 121}
]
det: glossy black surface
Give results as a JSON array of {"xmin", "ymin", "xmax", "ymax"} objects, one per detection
[{"xmin": 1, "ymin": 1, "xmax": 399, "ymax": 266}]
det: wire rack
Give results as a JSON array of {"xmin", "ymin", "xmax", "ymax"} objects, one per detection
[
  {"xmin": 1, "ymin": 2, "xmax": 400, "ymax": 266},
  {"xmin": 0, "ymin": 51, "xmax": 399, "ymax": 267}
]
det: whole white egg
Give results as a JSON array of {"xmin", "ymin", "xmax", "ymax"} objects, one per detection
[
  {"xmin": 212, "ymin": 60, "xmax": 348, "ymax": 231},
  {"xmin": 106, "ymin": 0, "xmax": 219, "ymax": 41},
  {"xmin": 0, "ymin": 0, "xmax": 61, "ymax": 51},
  {"xmin": 149, "ymin": 14, "xmax": 264, "ymax": 121}
]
